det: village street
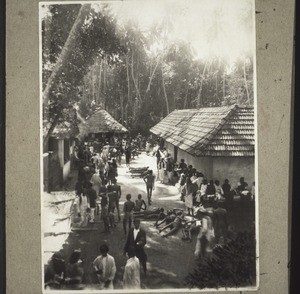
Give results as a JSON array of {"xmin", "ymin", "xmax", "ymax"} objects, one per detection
[
  {"xmin": 43, "ymin": 151, "xmax": 255, "ymax": 290},
  {"xmin": 44, "ymin": 152, "xmax": 198, "ymax": 290},
  {"xmin": 40, "ymin": 2, "xmax": 257, "ymax": 290}
]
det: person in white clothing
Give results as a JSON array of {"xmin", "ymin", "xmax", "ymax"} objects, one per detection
[
  {"xmin": 78, "ymin": 194, "xmax": 89, "ymax": 227},
  {"xmin": 199, "ymin": 179, "xmax": 208, "ymax": 196},
  {"xmin": 123, "ymin": 248, "xmax": 141, "ymax": 289},
  {"xmin": 192, "ymin": 172, "xmax": 204, "ymax": 189},
  {"xmin": 92, "ymin": 244, "xmax": 116, "ymax": 290},
  {"xmin": 90, "ymin": 172, "xmax": 102, "ymax": 196},
  {"xmin": 214, "ymin": 180, "xmax": 224, "ymax": 200}
]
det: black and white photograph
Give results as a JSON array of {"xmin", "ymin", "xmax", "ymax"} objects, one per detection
[{"xmin": 41, "ymin": 0, "xmax": 257, "ymax": 291}]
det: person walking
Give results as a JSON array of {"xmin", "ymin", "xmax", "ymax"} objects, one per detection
[
  {"xmin": 213, "ymin": 202, "xmax": 228, "ymax": 244},
  {"xmin": 157, "ymin": 158, "xmax": 166, "ymax": 184},
  {"xmin": 125, "ymin": 145, "xmax": 132, "ymax": 167},
  {"xmin": 184, "ymin": 177, "xmax": 194, "ymax": 216},
  {"xmin": 85, "ymin": 182, "xmax": 97, "ymax": 223},
  {"xmin": 107, "ymin": 178, "xmax": 122, "ymax": 221},
  {"xmin": 92, "ymin": 244, "xmax": 116, "ymax": 290},
  {"xmin": 100, "ymin": 192, "xmax": 110, "ymax": 233},
  {"xmin": 123, "ymin": 248, "xmax": 141, "ymax": 289},
  {"xmin": 90, "ymin": 171, "xmax": 102, "ymax": 196},
  {"xmin": 194, "ymin": 210, "xmax": 215, "ymax": 260},
  {"xmin": 107, "ymin": 187, "xmax": 118, "ymax": 228},
  {"xmin": 143, "ymin": 170, "xmax": 155, "ymax": 205},
  {"xmin": 124, "ymin": 218, "xmax": 147, "ymax": 276}
]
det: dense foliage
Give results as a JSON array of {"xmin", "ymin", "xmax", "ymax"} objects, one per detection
[
  {"xmin": 42, "ymin": 3, "xmax": 254, "ymax": 140},
  {"xmin": 185, "ymin": 231, "xmax": 256, "ymax": 289},
  {"xmin": 42, "ymin": 4, "xmax": 125, "ymax": 144}
]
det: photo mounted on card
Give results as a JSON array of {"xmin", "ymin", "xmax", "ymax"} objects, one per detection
[{"xmin": 40, "ymin": 0, "xmax": 258, "ymax": 291}]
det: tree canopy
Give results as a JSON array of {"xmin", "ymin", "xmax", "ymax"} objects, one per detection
[{"xmin": 42, "ymin": 2, "xmax": 255, "ymax": 141}]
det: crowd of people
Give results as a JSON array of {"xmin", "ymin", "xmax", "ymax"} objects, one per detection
[
  {"xmin": 45, "ymin": 218, "xmax": 147, "ymax": 290},
  {"xmin": 45, "ymin": 135, "xmax": 155, "ymax": 290},
  {"xmin": 151, "ymin": 144, "xmax": 255, "ymax": 216},
  {"xmin": 45, "ymin": 135, "xmax": 255, "ymax": 290}
]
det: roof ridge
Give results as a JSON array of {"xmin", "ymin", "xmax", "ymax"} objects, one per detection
[{"xmin": 197, "ymin": 105, "xmax": 238, "ymax": 153}]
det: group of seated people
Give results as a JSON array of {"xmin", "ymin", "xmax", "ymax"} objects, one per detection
[
  {"xmin": 151, "ymin": 144, "xmax": 255, "ymax": 203},
  {"xmin": 175, "ymin": 158, "xmax": 255, "ymax": 204}
]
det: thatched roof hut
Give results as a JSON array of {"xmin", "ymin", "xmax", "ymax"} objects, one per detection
[{"xmin": 78, "ymin": 110, "xmax": 128, "ymax": 140}]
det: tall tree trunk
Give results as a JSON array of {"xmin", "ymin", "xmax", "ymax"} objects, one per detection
[
  {"xmin": 103, "ymin": 56, "xmax": 106, "ymax": 109},
  {"xmin": 215, "ymin": 72, "xmax": 218, "ymax": 102},
  {"xmin": 196, "ymin": 61, "xmax": 208, "ymax": 109},
  {"xmin": 43, "ymin": 114, "xmax": 60, "ymax": 152},
  {"xmin": 126, "ymin": 55, "xmax": 131, "ymax": 114},
  {"xmin": 146, "ymin": 57, "xmax": 160, "ymax": 93},
  {"xmin": 120, "ymin": 92, "xmax": 124, "ymax": 125},
  {"xmin": 183, "ymin": 86, "xmax": 189, "ymax": 109},
  {"xmin": 243, "ymin": 58, "xmax": 250, "ymax": 105},
  {"xmin": 83, "ymin": 78, "xmax": 86, "ymax": 101},
  {"xmin": 97, "ymin": 59, "xmax": 103, "ymax": 105},
  {"xmin": 223, "ymin": 71, "xmax": 226, "ymax": 100},
  {"xmin": 125, "ymin": 103, "xmax": 128, "ymax": 126},
  {"xmin": 131, "ymin": 51, "xmax": 142, "ymax": 104},
  {"xmin": 43, "ymin": 4, "xmax": 91, "ymax": 146},
  {"xmin": 161, "ymin": 66, "xmax": 169, "ymax": 115},
  {"xmin": 92, "ymin": 67, "xmax": 95, "ymax": 102}
]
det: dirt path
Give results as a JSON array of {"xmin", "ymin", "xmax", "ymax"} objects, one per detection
[{"xmin": 52, "ymin": 153, "xmax": 197, "ymax": 290}]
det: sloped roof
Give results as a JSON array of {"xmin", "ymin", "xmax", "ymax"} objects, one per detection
[
  {"xmin": 44, "ymin": 120, "xmax": 78, "ymax": 139},
  {"xmin": 150, "ymin": 105, "xmax": 254, "ymax": 157},
  {"xmin": 78, "ymin": 110, "xmax": 128, "ymax": 138}
]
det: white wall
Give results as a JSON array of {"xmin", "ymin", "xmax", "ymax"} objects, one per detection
[
  {"xmin": 58, "ymin": 139, "xmax": 64, "ymax": 169},
  {"xmin": 212, "ymin": 157, "xmax": 255, "ymax": 186},
  {"xmin": 63, "ymin": 161, "xmax": 71, "ymax": 182}
]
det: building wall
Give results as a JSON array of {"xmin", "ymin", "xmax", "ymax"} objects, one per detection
[
  {"xmin": 63, "ymin": 161, "xmax": 71, "ymax": 182},
  {"xmin": 58, "ymin": 139, "xmax": 64, "ymax": 169},
  {"xmin": 164, "ymin": 141, "xmax": 254, "ymax": 186},
  {"xmin": 212, "ymin": 157, "xmax": 255, "ymax": 186}
]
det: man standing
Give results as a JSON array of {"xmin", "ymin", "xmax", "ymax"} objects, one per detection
[
  {"xmin": 107, "ymin": 178, "xmax": 122, "ymax": 221},
  {"xmin": 92, "ymin": 244, "xmax": 116, "ymax": 290},
  {"xmin": 124, "ymin": 218, "xmax": 147, "ymax": 276},
  {"xmin": 107, "ymin": 188, "xmax": 117, "ymax": 228},
  {"xmin": 213, "ymin": 202, "xmax": 228, "ymax": 244},
  {"xmin": 123, "ymin": 194, "xmax": 135, "ymax": 235},
  {"xmin": 85, "ymin": 182, "xmax": 97, "ymax": 223},
  {"xmin": 143, "ymin": 170, "xmax": 155, "ymax": 205},
  {"xmin": 123, "ymin": 248, "xmax": 141, "ymax": 289}
]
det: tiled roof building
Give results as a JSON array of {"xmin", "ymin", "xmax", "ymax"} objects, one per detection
[{"xmin": 150, "ymin": 105, "xmax": 254, "ymax": 157}]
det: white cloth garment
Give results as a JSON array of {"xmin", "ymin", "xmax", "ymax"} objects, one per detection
[
  {"xmin": 92, "ymin": 254, "xmax": 116, "ymax": 290},
  {"xmin": 123, "ymin": 257, "xmax": 141, "ymax": 289}
]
